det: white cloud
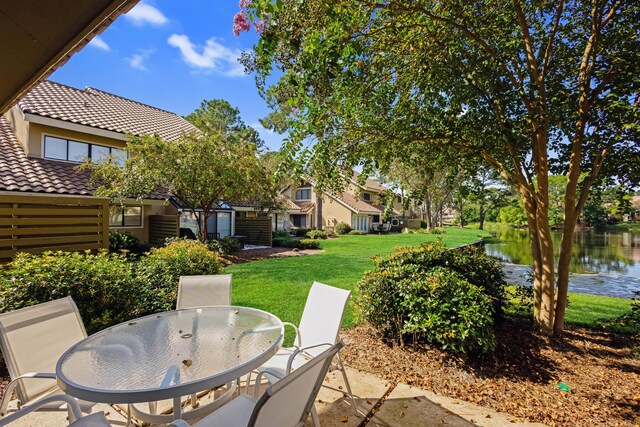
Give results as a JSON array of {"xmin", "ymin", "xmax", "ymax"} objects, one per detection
[
  {"xmin": 251, "ymin": 122, "xmax": 274, "ymax": 135},
  {"xmin": 127, "ymin": 49, "xmax": 154, "ymax": 71},
  {"xmin": 88, "ymin": 36, "xmax": 110, "ymax": 51},
  {"xmin": 167, "ymin": 34, "xmax": 246, "ymax": 77},
  {"xmin": 125, "ymin": 2, "xmax": 168, "ymax": 26}
]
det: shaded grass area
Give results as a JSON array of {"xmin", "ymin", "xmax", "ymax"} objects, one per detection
[{"xmin": 227, "ymin": 227, "xmax": 489, "ymax": 328}]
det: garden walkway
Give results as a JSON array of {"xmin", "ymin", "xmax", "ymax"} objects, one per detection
[{"xmin": 15, "ymin": 367, "xmax": 545, "ymax": 426}]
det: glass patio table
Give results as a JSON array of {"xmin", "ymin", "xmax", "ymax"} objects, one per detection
[{"xmin": 56, "ymin": 306, "xmax": 283, "ymax": 423}]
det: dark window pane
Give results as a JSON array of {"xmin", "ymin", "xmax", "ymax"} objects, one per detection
[
  {"xmin": 123, "ymin": 206, "xmax": 142, "ymax": 226},
  {"xmin": 91, "ymin": 145, "xmax": 110, "ymax": 164},
  {"xmin": 109, "ymin": 207, "xmax": 123, "ymax": 227},
  {"xmin": 295, "ymin": 188, "xmax": 311, "ymax": 200},
  {"xmin": 68, "ymin": 141, "xmax": 89, "ymax": 162},
  {"xmin": 362, "ymin": 193, "xmax": 371, "ymax": 201},
  {"xmin": 44, "ymin": 136, "xmax": 67, "ymax": 160}
]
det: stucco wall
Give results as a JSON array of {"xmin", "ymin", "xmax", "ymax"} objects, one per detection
[
  {"xmin": 111, "ymin": 202, "xmax": 177, "ymax": 243},
  {"xmin": 321, "ymin": 197, "xmax": 352, "ymax": 229}
]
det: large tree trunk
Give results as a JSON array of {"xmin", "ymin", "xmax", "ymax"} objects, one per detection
[{"xmin": 478, "ymin": 199, "xmax": 486, "ymax": 230}]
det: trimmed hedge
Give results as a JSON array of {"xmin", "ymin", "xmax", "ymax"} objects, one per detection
[
  {"xmin": 0, "ymin": 251, "xmax": 141, "ymax": 334},
  {"xmin": 334, "ymin": 222, "xmax": 352, "ymax": 235},
  {"xmin": 357, "ymin": 241, "xmax": 506, "ymax": 353},
  {"xmin": 305, "ymin": 230, "xmax": 327, "ymax": 240}
]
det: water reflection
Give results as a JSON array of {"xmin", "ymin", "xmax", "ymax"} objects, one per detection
[{"xmin": 485, "ymin": 228, "xmax": 640, "ymax": 298}]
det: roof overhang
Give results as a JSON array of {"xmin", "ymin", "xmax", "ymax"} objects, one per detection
[{"xmin": 0, "ymin": 0, "xmax": 140, "ymax": 114}]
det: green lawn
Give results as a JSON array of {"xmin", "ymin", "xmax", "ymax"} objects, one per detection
[
  {"xmin": 227, "ymin": 227, "xmax": 633, "ymax": 333},
  {"xmin": 227, "ymin": 227, "xmax": 489, "ymax": 327}
]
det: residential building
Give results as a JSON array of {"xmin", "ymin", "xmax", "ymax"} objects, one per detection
[
  {"xmin": 274, "ymin": 172, "xmax": 403, "ymax": 233},
  {"xmin": 1, "ymin": 80, "xmax": 200, "ymax": 243}
]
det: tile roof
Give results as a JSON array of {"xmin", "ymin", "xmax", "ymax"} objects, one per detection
[
  {"xmin": 333, "ymin": 191, "xmax": 384, "ymax": 214},
  {"xmin": 351, "ymin": 171, "xmax": 388, "ymax": 192},
  {"xmin": 0, "ymin": 117, "xmax": 167, "ymax": 199},
  {"xmin": 19, "ymin": 80, "xmax": 198, "ymax": 141}
]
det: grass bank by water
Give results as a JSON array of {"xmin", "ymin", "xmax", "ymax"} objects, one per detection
[{"xmin": 228, "ymin": 226, "xmax": 632, "ymax": 331}]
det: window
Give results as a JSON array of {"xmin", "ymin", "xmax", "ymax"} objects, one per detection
[
  {"xmin": 362, "ymin": 193, "xmax": 372, "ymax": 201},
  {"xmin": 109, "ymin": 206, "xmax": 142, "ymax": 227},
  {"xmin": 291, "ymin": 214, "xmax": 307, "ymax": 227},
  {"xmin": 295, "ymin": 188, "xmax": 311, "ymax": 200},
  {"xmin": 372, "ymin": 215, "xmax": 380, "ymax": 223},
  {"xmin": 44, "ymin": 135, "xmax": 127, "ymax": 165}
]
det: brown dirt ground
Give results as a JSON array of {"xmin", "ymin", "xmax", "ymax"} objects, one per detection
[
  {"xmin": 221, "ymin": 247, "xmax": 324, "ymax": 265},
  {"xmin": 341, "ymin": 321, "xmax": 640, "ymax": 427}
]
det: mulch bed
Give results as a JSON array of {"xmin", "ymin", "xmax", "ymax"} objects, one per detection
[
  {"xmin": 221, "ymin": 247, "xmax": 323, "ymax": 265},
  {"xmin": 341, "ymin": 321, "xmax": 640, "ymax": 427}
]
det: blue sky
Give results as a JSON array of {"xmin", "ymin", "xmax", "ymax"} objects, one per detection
[{"xmin": 51, "ymin": 0, "xmax": 283, "ymax": 150}]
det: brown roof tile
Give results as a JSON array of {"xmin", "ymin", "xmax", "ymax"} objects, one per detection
[
  {"xmin": 19, "ymin": 80, "xmax": 198, "ymax": 141},
  {"xmin": 333, "ymin": 191, "xmax": 384, "ymax": 214}
]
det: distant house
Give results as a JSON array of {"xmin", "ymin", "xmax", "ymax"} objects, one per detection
[
  {"xmin": 273, "ymin": 172, "xmax": 403, "ymax": 233},
  {"xmin": 0, "ymin": 80, "xmax": 234, "ymax": 244}
]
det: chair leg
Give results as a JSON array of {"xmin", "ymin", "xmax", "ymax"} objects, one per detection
[
  {"xmin": 148, "ymin": 401, "xmax": 157, "ymax": 414},
  {"xmin": 336, "ymin": 352, "xmax": 357, "ymax": 415},
  {"xmin": 190, "ymin": 393, "xmax": 199, "ymax": 408},
  {"xmin": 310, "ymin": 405, "xmax": 321, "ymax": 427}
]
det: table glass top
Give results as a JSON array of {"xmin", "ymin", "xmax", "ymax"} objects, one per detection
[{"xmin": 57, "ymin": 307, "xmax": 283, "ymax": 394}]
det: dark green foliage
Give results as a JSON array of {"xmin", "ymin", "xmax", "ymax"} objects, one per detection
[
  {"xmin": 135, "ymin": 240, "xmax": 223, "ymax": 313},
  {"xmin": 109, "ymin": 231, "xmax": 150, "ymax": 255},
  {"xmin": 509, "ymin": 285, "xmax": 535, "ymax": 317},
  {"xmin": 430, "ymin": 228, "xmax": 446, "ymax": 235},
  {"xmin": 0, "ymin": 251, "xmax": 141, "ymax": 334},
  {"xmin": 334, "ymin": 222, "xmax": 352, "ymax": 235},
  {"xmin": 272, "ymin": 236, "xmax": 320, "ymax": 249},
  {"xmin": 348, "ymin": 230, "xmax": 366, "ymax": 235},
  {"xmin": 357, "ymin": 241, "xmax": 506, "ymax": 352},
  {"xmin": 292, "ymin": 228, "xmax": 312, "ymax": 237},
  {"xmin": 305, "ymin": 230, "xmax": 327, "ymax": 240},
  {"xmin": 207, "ymin": 236, "xmax": 243, "ymax": 254}
]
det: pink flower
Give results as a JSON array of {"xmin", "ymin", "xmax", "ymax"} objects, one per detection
[
  {"xmin": 254, "ymin": 20, "xmax": 265, "ymax": 34},
  {"xmin": 239, "ymin": 0, "xmax": 252, "ymax": 8},
  {"xmin": 233, "ymin": 11, "xmax": 251, "ymax": 36}
]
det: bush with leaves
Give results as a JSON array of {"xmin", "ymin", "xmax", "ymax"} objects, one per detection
[
  {"xmin": 0, "ymin": 251, "xmax": 141, "ymax": 334},
  {"xmin": 348, "ymin": 230, "xmax": 366, "ymax": 235},
  {"xmin": 207, "ymin": 236, "xmax": 243, "ymax": 254},
  {"xmin": 357, "ymin": 241, "xmax": 506, "ymax": 352},
  {"xmin": 597, "ymin": 291, "xmax": 640, "ymax": 335},
  {"xmin": 109, "ymin": 231, "xmax": 150, "ymax": 256},
  {"xmin": 334, "ymin": 222, "xmax": 352, "ymax": 235},
  {"xmin": 272, "ymin": 236, "xmax": 320, "ymax": 249},
  {"xmin": 305, "ymin": 230, "xmax": 327, "ymax": 240},
  {"xmin": 136, "ymin": 240, "xmax": 223, "ymax": 312}
]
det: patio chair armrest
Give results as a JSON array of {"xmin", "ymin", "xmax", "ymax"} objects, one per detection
[
  {"xmin": 0, "ymin": 394, "xmax": 82, "ymax": 423},
  {"xmin": 285, "ymin": 342, "xmax": 334, "ymax": 374},
  {"xmin": 0, "ymin": 372, "xmax": 57, "ymax": 416},
  {"xmin": 282, "ymin": 322, "xmax": 301, "ymax": 348}
]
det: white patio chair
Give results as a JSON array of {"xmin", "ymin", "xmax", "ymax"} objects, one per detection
[
  {"xmin": 250, "ymin": 282, "xmax": 356, "ymax": 425},
  {"xmin": 0, "ymin": 395, "xmax": 108, "ymax": 426},
  {"xmin": 169, "ymin": 341, "xmax": 344, "ymax": 427},
  {"xmin": 177, "ymin": 274, "xmax": 233, "ymax": 309},
  {"xmin": 0, "ymin": 297, "xmax": 93, "ymax": 419}
]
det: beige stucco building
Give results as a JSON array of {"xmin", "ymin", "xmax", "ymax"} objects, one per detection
[
  {"xmin": 0, "ymin": 80, "xmax": 197, "ymax": 243},
  {"xmin": 274, "ymin": 173, "xmax": 404, "ymax": 233}
]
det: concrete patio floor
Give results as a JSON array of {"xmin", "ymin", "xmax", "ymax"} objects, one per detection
[{"xmin": 8, "ymin": 367, "xmax": 546, "ymax": 426}]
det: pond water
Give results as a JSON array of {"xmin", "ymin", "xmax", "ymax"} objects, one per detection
[{"xmin": 485, "ymin": 228, "xmax": 640, "ymax": 299}]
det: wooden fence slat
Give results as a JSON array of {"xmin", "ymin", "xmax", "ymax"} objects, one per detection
[
  {"xmin": 0, "ymin": 225, "xmax": 103, "ymax": 237},
  {"xmin": 0, "ymin": 208, "xmax": 102, "ymax": 216},
  {"xmin": 0, "ymin": 217, "xmax": 103, "ymax": 226},
  {"xmin": 0, "ymin": 234, "xmax": 101, "ymax": 248},
  {"xmin": 0, "ymin": 194, "xmax": 106, "ymax": 206}
]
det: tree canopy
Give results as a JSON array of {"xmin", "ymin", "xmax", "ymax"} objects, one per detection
[{"xmin": 238, "ymin": 0, "xmax": 640, "ymax": 334}]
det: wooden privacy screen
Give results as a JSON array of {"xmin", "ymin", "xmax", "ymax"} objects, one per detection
[
  {"xmin": 0, "ymin": 193, "xmax": 109, "ymax": 262},
  {"xmin": 149, "ymin": 215, "xmax": 179, "ymax": 246},
  {"xmin": 235, "ymin": 217, "xmax": 272, "ymax": 247}
]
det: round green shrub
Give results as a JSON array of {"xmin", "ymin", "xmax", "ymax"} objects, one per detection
[
  {"xmin": 0, "ymin": 251, "xmax": 141, "ymax": 334},
  {"xmin": 297, "ymin": 239, "xmax": 320, "ymax": 249},
  {"xmin": 109, "ymin": 231, "xmax": 150, "ymax": 256},
  {"xmin": 334, "ymin": 221, "xmax": 352, "ymax": 235},
  {"xmin": 356, "ymin": 241, "xmax": 506, "ymax": 353},
  {"xmin": 207, "ymin": 236, "xmax": 243, "ymax": 254},
  {"xmin": 348, "ymin": 230, "xmax": 366, "ymax": 235},
  {"xmin": 136, "ymin": 240, "xmax": 222, "ymax": 312},
  {"xmin": 305, "ymin": 230, "xmax": 327, "ymax": 240}
]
